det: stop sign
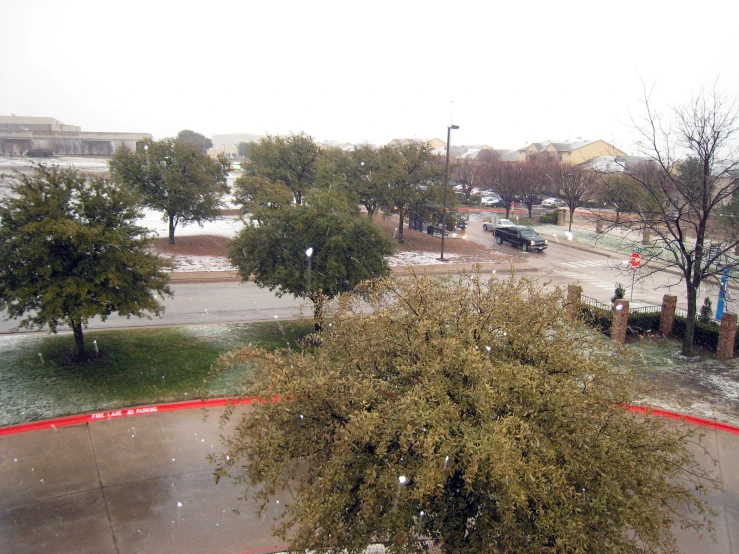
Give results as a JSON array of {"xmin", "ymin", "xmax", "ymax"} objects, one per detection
[{"xmin": 630, "ymin": 252, "xmax": 641, "ymax": 268}]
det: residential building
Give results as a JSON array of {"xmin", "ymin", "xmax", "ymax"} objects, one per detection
[{"xmin": 518, "ymin": 139, "xmax": 626, "ymax": 165}]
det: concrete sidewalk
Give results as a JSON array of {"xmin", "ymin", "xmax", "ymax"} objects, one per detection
[
  {"xmin": 1, "ymin": 406, "xmax": 738, "ymax": 553},
  {"xmin": 0, "ymin": 406, "xmax": 290, "ymax": 554}
]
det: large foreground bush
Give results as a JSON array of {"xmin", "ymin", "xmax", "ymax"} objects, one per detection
[{"xmin": 212, "ymin": 271, "xmax": 713, "ymax": 554}]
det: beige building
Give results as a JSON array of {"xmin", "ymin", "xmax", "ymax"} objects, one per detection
[
  {"xmin": 387, "ymin": 138, "xmax": 446, "ymax": 149},
  {"xmin": 0, "ymin": 115, "xmax": 151, "ymax": 157},
  {"xmin": 518, "ymin": 139, "xmax": 626, "ymax": 165}
]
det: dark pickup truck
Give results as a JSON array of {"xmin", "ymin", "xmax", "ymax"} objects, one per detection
[{"xmin": 494, "ymin": 225, "xmax": 548, "ymax": 252}]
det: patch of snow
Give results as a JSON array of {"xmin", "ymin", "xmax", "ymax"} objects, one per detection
[
  {"xmin": 138, "ymin": 209, "xmax": 243, "ymax": 238},
  {"xmin": 169, "ymin": 255, "xmax": 235, "ymax": 272},
  {"xmin": 387, "ymin": 251, "xmax": 459, "ymax": 266}
]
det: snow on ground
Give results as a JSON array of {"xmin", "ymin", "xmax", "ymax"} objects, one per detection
[
  {"xmin": 137, "ymin": 209, "xmax": 243, "ymax": 239},
  {"xmin": 387, "ymin": 251, "xmax": 459, "ymax": 266},
  {"xmin": 0, "ymin": 155, "xmax": 110, "ymax": 172},
  {"xmin": 168, "ymin": 250, "xmax": 461, "ymax": 272},
  {"xmin": 139, "ymin": 208, "xmax": 466, "ymax": 271}
]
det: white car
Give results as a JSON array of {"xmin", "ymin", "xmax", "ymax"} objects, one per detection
[
  {"xmin": 481, "ymin": 195, "xmax": 502, "ymax": 207},
  {"xmin": 541, "ymin": 198, "xmax": 565, "ymax": 208},
  {"xmin": 482, "ymin": 218, "xmax": 514, "ymax": 232}
]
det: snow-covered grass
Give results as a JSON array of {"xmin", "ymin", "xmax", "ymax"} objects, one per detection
[{"xmin": 0, "ymin": 322, "xmax": 313, "ymax": 428}]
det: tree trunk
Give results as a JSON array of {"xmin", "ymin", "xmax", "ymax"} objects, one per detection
[
  {"xmin": 311, "ymin": 294, "xmax": 325, "ymax": 332},
  {"xmin": 682, "ymin": 281, "xmax": 698, "ymax": 356},
  {"xmin": 71, "ymin": 319, "xmax": 85, "ymax": 358},
  {"xmin": 397, "ymin": 207, "xmax": 405, "ymax": 243},
  {"xmin": 168, "ymin": 214, "xmax": 176, "ymax": 245},
  {"xmin": 568, "ymin": 210, "xmax": 574, "ymax": 232}
]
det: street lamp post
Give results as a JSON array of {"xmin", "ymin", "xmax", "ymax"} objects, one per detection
[
  {"xmin": 439, "ymin": 124, "xmax": 459, "ymax": 260},
  {"xmin": 305, "ymin": 247, "xmax": 314, "ymax": 294}
]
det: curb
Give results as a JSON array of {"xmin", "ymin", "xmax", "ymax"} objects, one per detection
[
  {"xmin": 0, "ymin": 397, "xmax": 271, "ymax": 437},
  {"xmin": 167, "ymin": 264, "xmax": 542, "ymax": 284},
  {"xmin": 2, "ymin": 399, "xmax": 737, "ymax": 437}
]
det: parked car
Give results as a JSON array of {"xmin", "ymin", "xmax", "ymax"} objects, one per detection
[
  {"xmin": 482, "ymin": 218, "xmax": 514, "ymax": 232},
  {"xmin": 494, "ymin": 225, "xmax": 548, "ymax": 252},
  {"xmin": 541, "ymin": 198, "xmax": 566, "ymax": 208},
  {"xmin": 481, "ymin": 195, "xmax": 503, "ymax": 207}
]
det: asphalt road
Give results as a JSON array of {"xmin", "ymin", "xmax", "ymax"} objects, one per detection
[
  {"xmin": 0, "ymin": 282, "xmax": 308, "ymax": 335},
  {"xmin": 1, "ymin": 212, "xmax": 730, "ymax": 335}
]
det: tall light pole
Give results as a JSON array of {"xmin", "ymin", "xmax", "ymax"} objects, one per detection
[{"xmin": 439, "ymin": 124, "xmax": 459, "ymax": 260}]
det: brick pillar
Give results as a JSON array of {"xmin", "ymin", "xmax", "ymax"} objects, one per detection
[
  {"xmin": 642, "ymin": 227, "xmax": 651, "ymax": 245},
  {"xmin": 659, "ymin": 295, "xmax": 677, "ymax": 336},
  {"xmin": 557, "ymin": 208, "xmax": 567, "ymax": 226},
  {"xmin": 567, "ymin": 284, "xmax": 583, "ymax": 322},
  {"xmin": 611, "ymin": 300, "xmax": 630, "ymax": 344},
  {"xmin": 717, "ymin": 312, "xmax": 738, "ymax": 359}
]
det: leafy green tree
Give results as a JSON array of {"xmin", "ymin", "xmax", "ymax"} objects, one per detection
[
  {"xmin": 232, "ymin": 174, "xmax": 294, "ymax": 217},
  {"xmin": 245, "ymin": 132, "xmax": 319, "ymax": 205},
  {"xmin": 381, "ymin": 142, "xmax": 440, "ymax": 242},
  {"xmin": 109, "ymin": 138, "xmax": 230, "ymax": 244},
  {"xmin": 175, "ymin": 129, "xmax": 213, "ymax": 154},
  {"xmin": 316, "ymin": 145, "xmax": 389, "ymax": 219},
  {"xmin": 237, "ymin": 141, "xmax": 250, "ymax": 158},
  {"xmin": 211, "ymin": 271, "xmax": 712, "ymax": 553},
  {"xmin": 227, "ymin": 192, "xmax": 395, "ymax": 329},
  {"xmin": 0, "ymin": 165, "xmax": 172, "ymax": 358}
]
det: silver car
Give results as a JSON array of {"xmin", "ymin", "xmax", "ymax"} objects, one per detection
[{"xmin": 541, "ymin": 197, "xmax": 565, "ymax": 208}]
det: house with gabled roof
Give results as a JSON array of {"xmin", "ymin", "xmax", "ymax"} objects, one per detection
[
  {"xmin": 387, "ymin": 138, "xmax": 446, "ymax": 149},
  {"xmin": 518, "ymin": 139, "xmax": 626, "ymax": 165}
]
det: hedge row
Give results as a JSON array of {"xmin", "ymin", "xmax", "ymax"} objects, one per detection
[{"xmin": 579, "ymin": 307, "xmax": 731, "ymax": 351}]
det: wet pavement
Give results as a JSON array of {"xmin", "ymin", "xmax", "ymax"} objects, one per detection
[
  {"xmin": 0, "ymin": 407, "xmax": 290, "ymax": 554},
  {"xmin": 1, "ymin": 406, "xmax": 738, "ymax": 553}
]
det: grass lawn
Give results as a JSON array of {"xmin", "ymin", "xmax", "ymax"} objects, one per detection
[
  {"xmin": 0, "ymin": 321, "xmax": 313, "ymax": 427},
  {"xmin": 2, "ymin": 319, "xmax": 738, "ymax": 430}
]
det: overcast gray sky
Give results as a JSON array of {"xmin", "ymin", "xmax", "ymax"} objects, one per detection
[{"xmin": 2, "ymin": 0, "xmax": 737, "ymax": 153}]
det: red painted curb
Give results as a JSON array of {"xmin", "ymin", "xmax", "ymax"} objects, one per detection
[
  {"xmin": 1, "ymin": 400, "xmax": 737, "ymax": 437},
  {"xmin": 0, "ymin": 397, "xmax": 275, "ymax": 437},
  {"xmin": 622, "ymin": 405, "xmax": 739, "ymax": 435}
]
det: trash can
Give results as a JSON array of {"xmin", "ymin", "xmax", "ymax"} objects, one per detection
[{"xmin": 427, "ymin": 225, "xmax": 435, "ymax": 235}]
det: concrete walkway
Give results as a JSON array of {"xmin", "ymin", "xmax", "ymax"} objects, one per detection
[{"xmin": 1, "ymin": 406, "xmax": 737, "ymax": 554}]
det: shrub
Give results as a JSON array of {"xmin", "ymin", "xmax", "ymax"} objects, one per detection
[
  {"xmin": 539, "ymin": 211, "xmax": 558, "ymax": 224},
  {"xmin": 580, "ymin": 306, "xmax": 612, "ymax": 332},
  {"xmin": 611, "ymin": 283, "xmax": 626, "ymax": 304},
  {"xmin": 672, "ymin": 316, "xmax": 720, "ymax": 350},
  {"xmin": 628, "ymin": 312, "xmax": 660, "ymax": 334},
  {"xmin": 699, "ymin": 297, "xmax": 713, "ymax": 324}
]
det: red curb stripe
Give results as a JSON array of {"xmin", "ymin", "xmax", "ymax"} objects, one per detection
[
  {"xmin": 622, "ymin": 405, "xmax": 739, "ymax": 435},
  {"xmin": 0, "ymin": 396, "xmax": 275, "ymax": 437},
  {"xmin": 1, "ymin": 399, "xmax": 738, "ymax": 437}
]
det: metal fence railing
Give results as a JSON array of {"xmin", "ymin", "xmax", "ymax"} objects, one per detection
[
  {"xmin": 581, "ymin": 295, "xmax": 611, "ymax": 311},
  {"xmin": 579, "ymin": 297, "xmax": 709, "ymax": 324},
  {"xmin": 630, "ymin": 305, "xmax": 661, "ymax": 314}
]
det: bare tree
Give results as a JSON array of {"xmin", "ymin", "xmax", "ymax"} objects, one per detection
[
  {"xmin": 603, "ymin": 84, "xmax": 739, "ymax": 356},
  {"xmin": 518, "ymin": 162, "xmax": 546, "ymax": 217},
  {"xmin": 452, "ymin": 159, "xmax": 483, "ymax": 202},
  {"xmin": 484, "ymin": 160, "xmax": 528, "ymax": 218},
  {"xmin": 550, "ymin": 165, "xmax": 599, "ymax": 231}
]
